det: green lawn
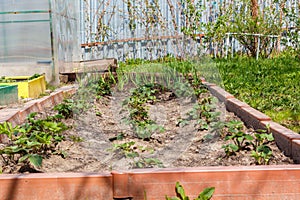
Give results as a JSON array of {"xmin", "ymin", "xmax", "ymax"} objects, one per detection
[{"xmin": 216, "ymin": 56, "xmax": 300, "ymax": 133}]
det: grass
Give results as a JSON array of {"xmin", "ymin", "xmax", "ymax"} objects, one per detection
[{"xmin": 216, "ymin": 55, "xmax": 300, "ymax": 133}]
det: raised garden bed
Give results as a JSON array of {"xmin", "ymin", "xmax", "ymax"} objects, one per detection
[
  {"xmin": 0, "ymin": 62, "xmax": 300, "ymax": 199},
  {"xmin": 0, "ymin": 75, "xmax": 46, "ymax": 99},
  {"xmin": 0, "ymin": 85, "xmax": 18, "ymax": 105}
]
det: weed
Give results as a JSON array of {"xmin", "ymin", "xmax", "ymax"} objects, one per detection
[
  {"xmin": 95, "ymin": 75, "xmax": 115, "ymax": 97},
  {"xmin": 65, "ymin": 72, "xmax": 116, "ymax": 118},
  {"xmin": 46, "ymin": 82, "xmax": 57, "ymax": 92}
]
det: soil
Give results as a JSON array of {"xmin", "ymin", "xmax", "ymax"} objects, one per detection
[
  {"xmin": 0, "ymin": 81, "xmax": 294, "ymax": 174},
  {"xmin": 37, "ymin": 85, "xmax": 294, "ymax": 173}
]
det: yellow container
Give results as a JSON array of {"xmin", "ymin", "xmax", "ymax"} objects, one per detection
[{"xmin": 0, "ymin": 75, "xmax": 46, "ymax": 98}]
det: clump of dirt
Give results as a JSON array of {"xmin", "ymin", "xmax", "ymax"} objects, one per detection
[{"xmin": 39, "ymin": 84, "xmax": 293, "ymax": 173}]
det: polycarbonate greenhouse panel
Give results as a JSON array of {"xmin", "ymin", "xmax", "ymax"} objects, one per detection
[
  {"xmin": 0, "ymin": 0, "xmax": 51, "ymax": 63},
  {"xmin": 0, "ymin": 1, "xmax": 49, "ymax": 12},
  {"xmin": 51, "ymin": 0, "xmax": 81, "ymax": 73},
  {"xmin": 0, "ymin": 18, "xmax": 52, "ymax": 63}
]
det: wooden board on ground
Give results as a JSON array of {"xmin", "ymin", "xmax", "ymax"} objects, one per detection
[{"xmin": 59, "ymin": 58, "xmax": 118, "ymax": 82}]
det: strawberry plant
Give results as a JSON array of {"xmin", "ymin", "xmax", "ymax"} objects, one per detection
[
  {"xmin": 112, "ymin": 141, "xmax": 163, "ymax": 168},
  {"xmin": 95, "ymin": 74, "xmax": 116, "ymax": 97},
  {"xmin": 222, "ymin": 120, "xmax": 253, "ymax": 156},
  {"xmin": 182, "ymin": 95, "xmax": 222, "ymax": 132},
  {"xmin": 54, "ymin": 73, "xmax": 116, "ymax": 119},
  {"xmin": 222, "ymin": 120, "xmax": 275, "ymax": 164},
  {"xmin": 251, "ymin": 145, "xmax": 273, "ymax": 165},
  {"xmin": 250, "ymin": 128, "xmax": 274, "ymax": 165},
  {"xmin": 0, "ymin": 112, "xmax": 69, "ymax": 173},
  {"xmin": 123, "ymin": 83, "xmax": 166, "ymax": 140},
  {"xmin": 222, "ymin": 131, "xmax": 254, "ymax": 156},
  {"xmin": 54, "ymin": 99, "xmax": 75, "ymax": 119}
]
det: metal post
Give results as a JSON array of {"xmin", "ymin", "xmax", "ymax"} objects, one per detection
[
  {"xmin": 231, "ymin": 36, "xmax": 234, "ymax": 58},
  {"xmin": 256, "ymin": 35, "xmax": 260, "ymax": 60},
  {"xmin": 225, "ymin": 33, "xmax": 229, "ymax": 59},
  {"xmin": 214, "ymin": 42, "xmax": 217, "ymax": 58},
  {"xmin": 0, "ymin": 4, "xmax": 8, "ymax": 62},
  {"xmin": 48, "ymin": 0, "xmax": 56, "ymax": 83}
]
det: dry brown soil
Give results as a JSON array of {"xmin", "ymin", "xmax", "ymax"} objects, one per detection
[{"xmin": 39, "ymin": 86, "xmax": 293, "ymax": 173}]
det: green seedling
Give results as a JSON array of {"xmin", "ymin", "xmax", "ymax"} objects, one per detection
[
  {"xmin": 69, "ymin": 135, "xmax": 84, "ymax": 143},
  {"xmin": 0, "ymin": 122, "xmax": 18, "ymax": 140},
  {"xmin": 165, "ymin": 182, "xmax": 215, "ymax": 200},
  {"xmin": 134, "ymin": 157, "xmax": 163, "ymax": 168},
  {"xmin": 113, "ymin": 141, "xmax": 139, "ymax": 158},
  {"xmin": 222, "ymin": 130, "xmax": 254, "ymax": 156},
  {"xmin": 135, "ymin": 123, "xmax": 165, "ymax": 140},
  {"xmin": 226, "ymin": 120, "xmax": 244, "ymax": 132},
  {"xmin": 182, "ymin": 96, "xmax": 221, "ymax": 132},
  {"xmin": 251, "ymin": 145, "xmax": 273, "ymax": 165},
  {"xmin": 95, "ymin": 111, "xmax": 102, "ymax": 116},
  {"xmin": 222, "ymin": 143, "xmax": 239, "ymax": 156},
  {"xmin": 176, "ymin": 118, "xmax": 190, "ymax": 127}
]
